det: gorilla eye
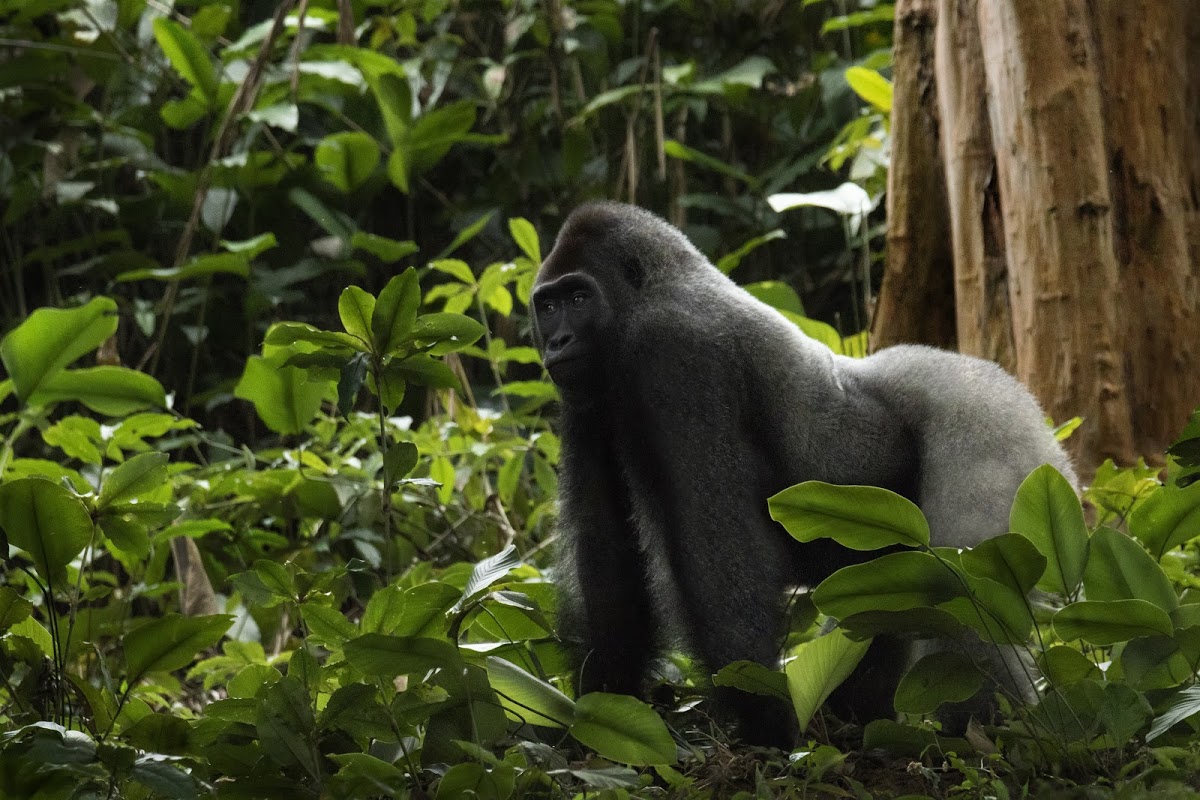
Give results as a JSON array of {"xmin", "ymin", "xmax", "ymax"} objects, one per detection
[
  {"xmin": 570, "ymin": 292, "xmax": 588, "ymax": 306},
  {"xmin": 540, "ymin": 299, "xmax": 557, "ymax": 314}
]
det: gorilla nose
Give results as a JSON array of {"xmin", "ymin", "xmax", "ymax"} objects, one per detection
[{"xmin": 548, "ymin": 331, "xmax": 574, "ymax": 351}]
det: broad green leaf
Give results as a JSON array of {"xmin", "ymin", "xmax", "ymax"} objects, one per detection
[
  {"xmin": 410, "ymin": 313, "xmax": 486, "ymax": 354},
  {"xmin": 256, "ymin": 677, "xmax": 319, "ymax": 778},
  {"xmin": 372, "ymin": 269, "xmax": 421, "ymax": 354},
  {"xmin": 0, "ymin": 478, "xmax": 93, "ymax": 580},
  {"xmin": 1037, "ymin": 645, "xmax": 1102, "ymax": 687},
  {"xmin": 115, "ymin": 252, "xmax": 249, "ymax": 282},
  {"xmin": 31, "ymin": 366, "xmax": 167, "ymax": 415},
  {"xmin": 1084, "ymin": 526, "xmax": 1177, "ymax": 610},
  {"xmin": 812, "ymin": 551, "xmax": 963, "ymax": 619},
  {"xmin": 784, "ymin": 311, "xmax": 845, "ymax": 353},
  {"xmin": 0, "ymin": 586, "xmax": 34, "ymax": 633},
  {"xmin": 386, "ymin": 148, "xmax": 410, "ymax": 193},
  {"xmin": 570, "ymin": 693, "xmax": 676, "ymax": 766},
  {"xmin": 98, "ymin": 452, "xmax": 169, "ymax": 509},
  {"xmin": 263, "ymin": 322, "xmax": 361, "ymax": 351},
  {"xmin": 337, "ymin": 352, "xmax": 368, "ymax": 415},
  {"xmin": 844, "ymin": 66, "xmax": 893, "ymax": 111},
  {"xmin": 508, "ymin": 217, "xmax": 541, "ymax": 263},
  {"xmin": 338, "ymin": 286, "xmax": 376, "ymax": 346},
  {"xmin": 939, "ymin": 574, "xmax": 1033, "ymax": 644},
  {"xmin": 713, "ymin": 661, "xmax": 790, "ymax": 701},
  {"xmin": 959, "ymin": 533, "xmax": 1047, "ymax": 597},
  {"xmin": 894, "ymin": 651, "xmax": 984, "ymax": 714},
  {"xmin": 342, "ymin": 634, "xmax": 462, "ymax": 677},
  {"xmin": 99, "ymin": 514, "xmax": 152, "ymax": 559},
  {"xmin": 125, "ymin": 614, "xmax": 234, "ymax": 680},
  {"xmin": 153, "ymin": 18, "xmax": 218, "ymax": 102},
  {"xmin": 1053, "ymin": 600, "xmax": 1173, "ymax": 645},
  {"xmin": 351, "ymin": 232, "xmax": 418, "ymax": 263},
  {"xmin": 0, "ymin": 297, "xmax": 117, "ymax": 402},
  {"xmin": 370, "ymin": 72, "xmax": 412, "ymax": 147},
  {"xmin": 1009, "ymin": 464, "xmax": 1088, "ymax": 597},
  {"xmin": 1129, "ymin": 481, "xmax": 1200, "ymax": 561},
  {"xmin": 300, "ymin": 602, "xmax": 357, "ymax": 647},
  {"xmin": 1122, "ymin": 630, "xmax": 1200, "ymax": 690},
  {"xmin": 234, "ymin": 356, "xmax": 333, "ymax": 435},
  {"xmin": 785, "ymin": 629, "xmax": 871, "ymax": 729},
  {"xmin": 361, "ymin": 581, "xmax": 459, "ymax": 638},
  {"xmin": 436, "ymin": 763, "xmax": 515, "ymax": 800},
  {"xmin": 382, "ymin": 442, "xmax": 419, "ymax": 489},
  {"xmin": 485, "ymin": 656, "xmax": 575, "ymax": 728},
  {"xmin": 837, "ymin": 607, "xmax": 967, "ymax": 640},
  {"xmin": 408, "ymin": 100, "xmax": 477, "ymax": 174},
  {"xmin": 388, "ymin": 355, "xmax": 460, "ymax": 389},
  {"xmin": 430, "ymin": 259, "xmax": 476, "ymax": 285},
  {"xmin": 315, "ymin": 132, "xmax": 380, "ymax": 192},
  {"xmin": 770, "ymin": 481, "xmax": 929, "ymax": 549}
]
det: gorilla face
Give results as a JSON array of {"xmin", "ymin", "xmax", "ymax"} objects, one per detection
[{"xmin": 531, "ymin": 271, "xmax": 612, "ymax": 393}]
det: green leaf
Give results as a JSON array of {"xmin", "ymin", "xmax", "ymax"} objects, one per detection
[
  {"xmin": 570, "ymin": 693, "xmax": 676, "ymax": 766},
  {"xmin": 663, "ymin": 139, "xmax": 755, "ymax": 185},
  {"xmin": 408, "ymin": 100, "xmax": 477, "ymax": 174},
  {"xmin": 383, "ymin": 442, "xmax": 419, "ymax": 489},
  {"xmin": 0, "ymin": 296, "xmax": 117, "ymax": 402},
  {"xmin": 0, "ymin": 478, "xmax": 93, "ymax": 580},
  {"xmin": 1053, "ymin": 600, "xmax": 1174, "ymax": 645},
  {"xmin": 485, "ymin": 656, "xmax": 575, "ymax": 728},
  {"xmin": 315, "ymin": 131, "xmax": 381, "ymax": 192},
  {"xmin": 1084, "ymin": 526, "xmax": 1178, "ymax": 610},
  {"xmin": 300, "ymin": 602, "xmax": 357, "ymax": 647},
  {"xmin": 717, "ymin": 230, "xmax": 787, "ymax": 275},
  {"xmin": 454, "ymin": 545, "xmax": 522, "ymax": 612},
  {"xmin": 714, "ymin": 661, "xmax": 790, "ymax": 701},
  {"xmin": 337, "ymin": 352, "xmax": 368, "ymax": 415},
  {"xmin": 894, "ymin": 651, "xmax": 985, "ymax": 715},
  {"xmin": 436, "ymin": 763, "xmax": 515, "ymax": 800},
  {"xmin": 257, "ymin": 677, "xmax": 319, "ymax": 778},
  {"xmin": 1147, "ymin": 685, "xmax": 1200, "ymax": 742},
  {"xmin": 1129, "ymin": 481, "xmax": 1200, "ymax": 561},
  {"xmin": 99, "ymin": 514, "xmax": 152, "ymax": 559},
  {"xmin": 785, "ymin": 629, "xmax": 871, "ymax": 729},
  {"xmin": 338, "ymin": 286, "xmax": 376, "ymax": 346},
  {"xmin": 288, "ymin": 187, "xmax": 356, "ymax": 242},
  {"xmin": 263, "ymin": 322, "xmax": 361, "ymax": 352},
  {"xmin": 351, "ymin": 232, "xmax": 419, "ymax": 263},
  {"xmin": 812, "ymin": 551, "xmax": 963, "ymax": 619},
  {"xmin": 0, "ymin": 586, "xmax": 34, "ymax": 633},
  {"xmin": 234, "ymin": 356, "xmax": 334, "ymax": 435},
  {"xmin": 435, "ymin": 210, "xmax": 497, "ymax": 260},
  {"xmin": 959, "ymin": 533, "xmax": 1047, "ymax": 597},
  {"xmin": 1009, "ymin": 464, "xmax": 1088, "ymax": 597},
  {"xmin": 938, "ymin": 574, "xmax": 1034, "ymax": 644},
  {"xmin": 743, "ymin": 281, "xmax": 805, "ymax": 313},
  {"xmin": 372, "ymin": 269, "xmax": 421, "ymax": 354},
  {"xmin": 844, "ymin": 66, "xmax": 893, "ymax": 111},
  {"xmin": 410, "ymin": 313, "xmax": 486, "ymax": 354},
  {"xmin": 370, "ymin": 72, "xmax": 412, "ymax": 147},
  {"xmin": 342, "ymin": 634, "xmax": 462, "ymax": 677},
  {"xmin": 388, "ymin": 355, "xmax": 460, "ymax": 390},
  {"xmin": 125, "ymin": 614, "xmax": 233, "ymax": 680},
  {"xmin": 1037, "ymin": 645, "xmax": 1102, "ymax": 687},
  {"xmin": 430, "ymin": 258, "xmax": 477, "ymax": 285},
  {"xmin": 769, "ymin": 481, "xmax": 929, "ymax": 549},
  {"xmin": 508, "ymin": 217, "xmax": 541, "ymax": 263},
  {"xmin": 31, "ymin": 366, "xmax": 167, "ymax": 415},
  {"xmin": 221, "ymin": 232, "xmax": 278, "ymax": 258},
  {"xmin": 153, "ymin": 18, "xmax": 218, "ymax": 102},
  {"xmin": 115, "ymin": 252, "xmax": 249, "ymax": 282},
  {"xmin": 98, "ymin": 452, "xmax": 169, "ymax": 509}
]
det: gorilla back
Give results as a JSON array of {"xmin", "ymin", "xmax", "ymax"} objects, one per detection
[{"xmin": 532, "ymin": 202, "xmax": 1075, "ymax": 746}]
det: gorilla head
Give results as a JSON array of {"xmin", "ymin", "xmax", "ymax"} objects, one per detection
[{"xmin": 531, "ymin": 202, "xmax": 1074, "ymax": 747}]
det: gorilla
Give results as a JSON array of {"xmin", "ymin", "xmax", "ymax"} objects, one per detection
[{"xmin": 531, "ymin": 202, "xmax": 1075, "ymax": 746}]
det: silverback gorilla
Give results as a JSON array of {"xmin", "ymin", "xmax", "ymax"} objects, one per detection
[{"xmin": 531, "ymin": 202, "xmax": 1075, "ymax": 746}]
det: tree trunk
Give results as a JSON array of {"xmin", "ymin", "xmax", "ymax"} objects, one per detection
[
  {"xmin": 875, "ymin": 0, "xmax": 1200, "ymax": 471},
  {"xmin": 872, "ymin": 0, "xmax": 956, "ymax": 351}
]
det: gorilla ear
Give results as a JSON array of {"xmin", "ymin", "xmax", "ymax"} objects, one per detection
[{"xmin": 621, "ymin": 255, "xmax": 644, "ymax": 289}]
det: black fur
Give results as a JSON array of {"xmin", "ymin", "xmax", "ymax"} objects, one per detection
[{"xmin": 532, "ymin": 202, "xmax": 1075, "ymax": 746}]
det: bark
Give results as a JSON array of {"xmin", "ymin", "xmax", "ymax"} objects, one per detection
[
  {"xmin": 935, "ymin": 0, "xmax": 1013, "ymax": 365},
  {"xmin": 872, "ymin": 0, "xmax": 956, "ymax": 351},
  {"xmin": 976, "ymin": 0, "xmax": 1137, "ymax": 466},
  {"xmin": 1090, "ymin": 2, "xmax": 1200, "ymax": 459}
]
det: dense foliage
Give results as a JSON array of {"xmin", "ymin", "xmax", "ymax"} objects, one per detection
[{"xmin": 3, "ymin": 1, "xmax": 1200, "ymax": 799}]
